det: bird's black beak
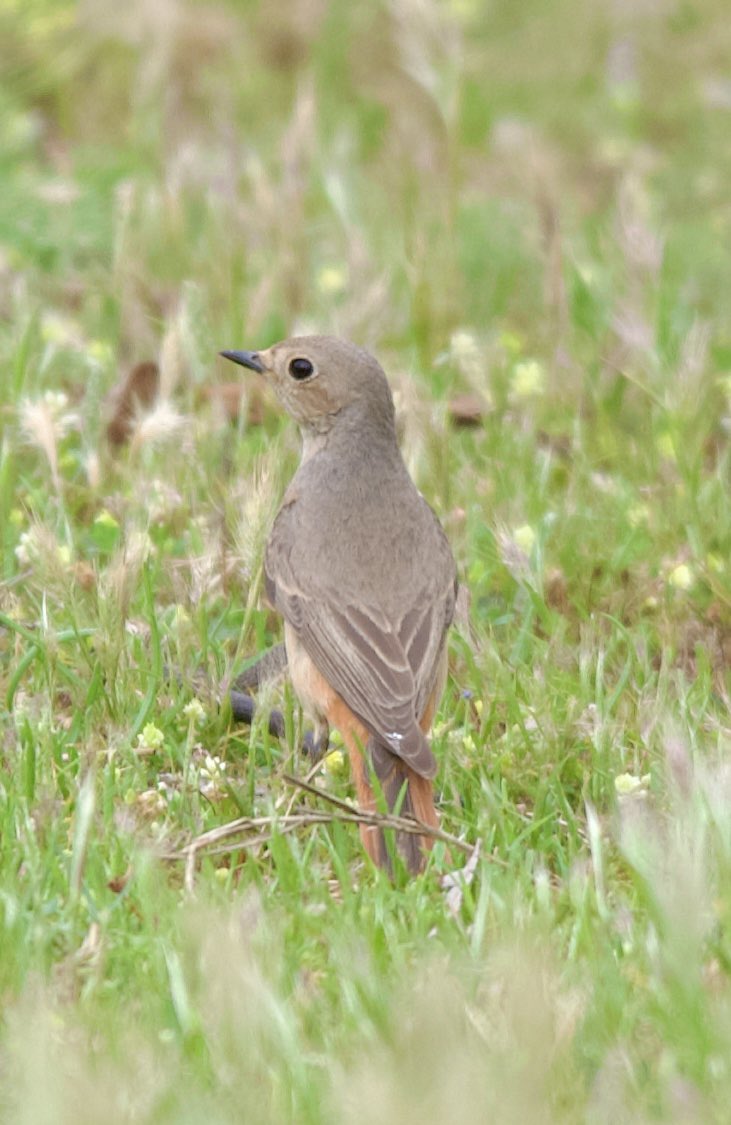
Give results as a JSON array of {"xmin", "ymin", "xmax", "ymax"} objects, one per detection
[{"xmin": 219, "ymin": 349, "xmax": 264, "ymax": 373}]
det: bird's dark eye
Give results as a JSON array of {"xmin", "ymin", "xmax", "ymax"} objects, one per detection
[{"xmin": 288, "ymin": 357, "xmax": 314, "ymax": 380}]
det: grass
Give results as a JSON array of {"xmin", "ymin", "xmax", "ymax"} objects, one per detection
[{"xmin": 1, "ymin": 0, "xmax": 731, "ymax": 1119}]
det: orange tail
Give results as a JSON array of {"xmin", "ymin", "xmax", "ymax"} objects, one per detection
[{"xmin": 346, "ymin": 736, "xmax": 439, "ymax": 875}]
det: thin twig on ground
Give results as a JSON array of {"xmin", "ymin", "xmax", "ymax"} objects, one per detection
[{"xmin": 163, "ymin": 773, "xmax": 504, "ymax": 891}]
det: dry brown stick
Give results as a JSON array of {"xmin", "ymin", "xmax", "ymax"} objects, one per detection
[
  {"xmin": 280, "ymin": 772, "xmax": 478, "ymax": 857},
  {"xmin": 163, "ymin": 811, "xmax": 337, "ymax": 859},
  {"xmin": 166, "ymin": 815, "xmax": 308, "ymax": 891},
  {"xmin": 169, "ymin": 809, "xmax": 351, "ymax": 889},
  {"xmin": 165, "ymin": 800, "xmax": 472, "ymax": 863},
  {"xmin": 181, "ymin": 819, "xmax": 311, "ymax": 892},
  {"xmin": 165, "ymin": 779, "xmax": 503, "ymax": 890},
  {"xmin": 165, "ymin": 804, "xmax": 466, "ymax": 863}
]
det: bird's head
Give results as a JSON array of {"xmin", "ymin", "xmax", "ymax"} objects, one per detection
[{"xmin": 220, "ymin": 335, "xmax": 395, "ymax": 434}]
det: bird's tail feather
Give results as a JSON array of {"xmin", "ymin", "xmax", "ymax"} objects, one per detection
[
  {"xmin": 377, "ymin": 753, "xmax": 439, "ymax": 874},
  {"xmin": 348, "ymin": 738, "xmax": 436, "ymax": 875},
  {"xmin": 342, "ymin": 730, "xmax": 439, "ymax": 876}
]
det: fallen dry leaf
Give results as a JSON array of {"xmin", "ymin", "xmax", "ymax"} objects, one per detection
[
  {"xmin": 545, "ymin": 567, "xmax": 570, "ymax": 614},
  {"xmin": 448, "ymin": 393, "xmax": 486, "ymax": 427},
  {"xmin": 106, "ymin": 360, "xmax": 160, "ymax": 446},
  {"xmin": 72, "ymin": 560, "xmax": 96, "ymax": 591},
  {"xmin": 107, "ymin": 866, "xmax": 133, "ymax": 894}
]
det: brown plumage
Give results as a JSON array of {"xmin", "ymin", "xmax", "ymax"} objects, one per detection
[{"xmin": 221, "ymin": 336, "xmax": 457, "ymax": 874}]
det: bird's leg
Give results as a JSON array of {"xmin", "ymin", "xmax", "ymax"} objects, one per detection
[
  {"xmin": 231, "ymin": 643, "xmax": 288, "ymax": 692},
  {"xmin": 302, "ymin": 719, "xmax": 330, "ymax": 762},
  {"xmin": 230, "ymin": 643, "xmax": 287, "ymax": 735},
  {"xmin": 229, "ymin": 643, "xmax": 330, "ymax": 757}
]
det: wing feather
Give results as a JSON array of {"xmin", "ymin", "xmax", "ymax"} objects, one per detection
[{"xmin": 264, "ymin": 493, "xmax": 455, "ymax": 777}]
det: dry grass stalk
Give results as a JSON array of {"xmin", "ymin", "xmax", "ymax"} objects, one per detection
[{"xmin": 164, "ymin": 773, "xmax": 488, "ymax": 890}]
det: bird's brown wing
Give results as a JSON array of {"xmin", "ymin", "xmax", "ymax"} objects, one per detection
[{"xmin": 265, "ymin": 531, "xmax": 453, "ymax": 779}]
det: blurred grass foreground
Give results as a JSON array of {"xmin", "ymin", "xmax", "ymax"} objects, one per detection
[{"xmin": 1, "ymin": 0, "xmax": 731, "ymax": 1121}]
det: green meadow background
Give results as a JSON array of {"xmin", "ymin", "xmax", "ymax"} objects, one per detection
[{"xmin": 1, "ymin": 0, "xmax": 731, "ymax": 1119}]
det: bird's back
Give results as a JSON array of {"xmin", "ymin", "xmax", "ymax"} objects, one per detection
[{"xmin": 273, "ymin": 435, "xmax": 455, "ymax": 621}]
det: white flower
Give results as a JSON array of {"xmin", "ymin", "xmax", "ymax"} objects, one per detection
[
  {"xmin": 43, "ymin": 390, "xmax": 69, "ymax": 414},
  {"xmin": 448, "ymin": 329, "xmax": 490, "ymax": 388},
  {"xmin": 200, "ymin": 755, "xmax": 226, "ymax": 779},
  {"xmin": 15, "ymin": 531, "xmax": 33, "ymax": 567},
  {"xmin": 615, "ymin": 772, "xmax": 650, "ymax": 796}
]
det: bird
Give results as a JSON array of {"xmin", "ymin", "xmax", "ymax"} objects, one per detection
[{"xmin": 220, "ymin": 336, "xmax": 457, "ymax": 875}]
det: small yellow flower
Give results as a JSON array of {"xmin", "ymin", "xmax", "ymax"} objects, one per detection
[
  {"xmin": 323, "ymin": 749, "xmax": 346, "ymax": 776},
  {"xmin": 513, "ymin": 524, "xmax": 536, "ymax": 555},
  {"xmin": 94, "ymin": 509, "xmax": 119, "ymax": 531},
  {"xmin": 706, "ymin": 552, "xmax": 724, "ymax": 574},
  {"xmin": 183, "ymin": 698, "xmax": 205, "ymax": 725},
  {"xmin": 668, "ymin": 563, "xmax": 694, "ymax": 591},
  {"xmin": 316, "ymin": 265, "xmax": 347, "ymax": 296},
  {"xmin": 511, "ymin": 359, "xmax": 545, "ymax": 398},
  {"xmin": 474, "ymin": 699, "xmax": 483, "ymax": 717},
  {"xmin": 137, "ymin": 723, "xmax": 165, "ymax": 754}
]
